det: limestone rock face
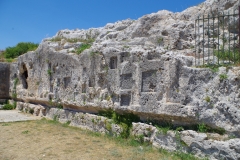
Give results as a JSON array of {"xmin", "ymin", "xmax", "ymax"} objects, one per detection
[
  {"xmin": 6, "ymin": 0, "xmax": 240, "ymax": 138},
  {"xmin": 0, "ymin": 2, "xmax": 235, "ymax": 159}
]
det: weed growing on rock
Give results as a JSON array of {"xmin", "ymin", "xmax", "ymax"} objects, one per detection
[
  {"xmin": 204, "ymin": 96, "xmax": 211, "ymax": 103},
  {"xmin": 219, "ymin": 74, "xmax": 228, "ymax": 80},
  {"xmin": 76, "ymin": 44, "xmax": 91, "ymax": 54},
  {"xmin": 214, "ymin": 47, "xmax": 240, "ymax": 64},
  {"xmin": 155, "ymin": 125, "xmax": 171, "ymax": 135},
  {"xmin": 50, "ymin": 37, "xmax": 62, "ymax": 42},
  {"xmin": 47, "ymin": 69, "xmax": 52, "ymax": 76},
  {"xmin": 90, "ymin": 51, "xmax": 99, "ymax": 57},
  {"xmin": 197, "ymin": 123, "xmax": 208, "ymax": 133},
  {"xmin": 13, "ymin": 78, "xmax": 19, "ymax": 89},
  {"xmin": 197, "ymin": 123, "xmax": 225, "ymax": 135},
  {"xmin": 99, "ymin": 109, "xmax": 140, "ymax": 138},
  {"xmin": 29, "ymin": 108, "xmax": 34, "ymax": 114},
  {"xmin": 157, "ymin": 37, "xmax": 164, "ymax": 44},
  {"xmin": 197, "ymin": 64, "xmax": 219, "ymax": 73}
]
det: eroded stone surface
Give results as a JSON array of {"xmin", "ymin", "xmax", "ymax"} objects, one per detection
[
  {"xmin": 0, "ymin": 0, "xmax": 240, "ymax": 159},
  {"xmin": 4, "ymin": 0, "xmax": 239, "ymax": 137}
]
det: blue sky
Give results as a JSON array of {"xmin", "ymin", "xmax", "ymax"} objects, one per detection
[{"xmin": 0, "ymin": 0, "xmax": 205, "ymax": 50}]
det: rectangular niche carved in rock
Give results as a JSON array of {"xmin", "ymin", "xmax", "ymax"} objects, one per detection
[
  {"xmin": 82, "ymin": 83, "xmax": 86, "ymax": 93},
  {"xmin": 110, "ymin": 57, "xmax": 117, "ymax": 69},
  {"xmin": 120, "ymin": 52, "xmax": 129, "ymax": 63},
  {"xmin": 120, "ymin": 73, "xmax": 133, "ymax": 89},
  {"xmin": 97, "ymin": 73, "xmax": 106, "ymax": 87},
  {"xmin": 89, "ymin": 77, "xmax": 95, "ymax": 87},
  {"xmin": 63, "ymin": 77, "xmax": 71, "ymax": 88},
  {"xmin": 120, "ymin": 94, "xmax": 131, "ymax": 106},
  {"xmin": 142, "ymin": 70, "xmax": 157, "ymax": 92}
]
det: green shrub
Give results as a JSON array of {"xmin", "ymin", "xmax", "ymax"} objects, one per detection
[
  {"xmin": 2, "ymin": 104, "xmax": 15, "ymax": 110},
  {"xmin": 29, "ymin": 108, "xmax": 34, "ymax": 114},
  {"xmin": 197, "ymin": 123, "xmax": 225, "ymax": 135},
  {"xmin": 76, "ymin": 43, "xmax": 91, "ymax": 54},
  {"xmin": 197, "ymin": 123, "xmax": 208, "ymax": 133},
  {"xmin": 4, "ymin": 42, "xmax": 38, "ymax": 59}
]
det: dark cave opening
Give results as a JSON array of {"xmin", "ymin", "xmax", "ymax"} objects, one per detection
[{"xmin": 21, "ymin": 64, "xmax": 28, "ymax": 89}]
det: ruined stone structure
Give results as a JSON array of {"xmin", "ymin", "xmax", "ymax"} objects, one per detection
[{"xmin": 1, "ymin": 0, "xmax": 240, "ymax": 159}]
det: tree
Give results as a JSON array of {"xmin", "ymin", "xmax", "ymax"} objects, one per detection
[{"xmin": 4, "ymin": 42, "xmax": 38, "ymax": 59}]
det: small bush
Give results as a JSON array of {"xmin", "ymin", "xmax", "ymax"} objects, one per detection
[
  {"xmin": 29, "ymin": 108, "xmax": 34, "ymax": 114},
  {"xmin": 2, "ymin": 104, "xmax": 15, "ymax": 110}
]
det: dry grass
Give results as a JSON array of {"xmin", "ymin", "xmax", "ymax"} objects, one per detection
[{"xmin": 0, "ymin": 118, "xmax": 198, "ymax": 160}]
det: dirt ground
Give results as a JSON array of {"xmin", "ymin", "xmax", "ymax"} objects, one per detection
[
  {"xmin": 0, "ymin": 119, "xmax": 177, "ymax": 160},
  {"xmin": 0, "ymin": 111, "xmax": 198, "ymax": 160}
]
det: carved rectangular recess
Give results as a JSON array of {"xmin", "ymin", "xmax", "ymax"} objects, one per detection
[
  {"xmin": 141, "ymin": 70, "xmax": 157, "ymax": 92},
  {"xmin": 97, "ymin": 73, "xmax": 106, "ymax": 87},
  {"xmin": 110, "ymin": 57, "xmax": 117, "ymax": 69},
  {"xmin": 120, "ymin": 94, "xmax": 131, "ymax": 106},
  {"xmin": 63, "ymin": 77, "xmax": 71, "ymax": 88},
  {"xmin": 120, "ymin": 73, "xmax": 133, "ymax": 89},
  {"xmin": 89, "ymin": 77, "xmax": 95, "ymax": 87},
  {"xmin": 147, "ymin": 52, "xmax": 161, "ymax": 60},
  {"xmin": 82, "ymin": 83, "xmax": 86, "ymax": 93},
  {"xmin": 120, "ymin": 52, "xmax": 129, "ymax": 63}
]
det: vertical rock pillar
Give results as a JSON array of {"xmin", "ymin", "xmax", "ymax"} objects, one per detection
[{"xmin": 0, "ymin": 63, "xmax": 10, "ymax": 99}]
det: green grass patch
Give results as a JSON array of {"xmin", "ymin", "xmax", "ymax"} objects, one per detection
[
  {"xmin": 76, "ymin": 43, "xmax": 91, "ymax": 54},
  {"xmin": 214, "ymin": 48, "xmax": 240, "ymax": 64},
  {"xmin": 219, "ymin": 74, "xmax": 228, "ymax": 80}
]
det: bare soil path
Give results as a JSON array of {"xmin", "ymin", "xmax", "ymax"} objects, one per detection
[{"xmin": 0, "ymin": 110, "xmax": 41, "ymax": 122}]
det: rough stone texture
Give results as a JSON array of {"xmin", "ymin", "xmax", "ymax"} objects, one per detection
[
  {"xmin": 2, "ymin": 0, "xmax": 240, "ymax": 159},
  {"xmin": 0, "ymin": 63, "xmax": 10, "ymax": 99},
  {"xmin": 5, "ymin": 0, "xmax": 239, "ymax": 136}
]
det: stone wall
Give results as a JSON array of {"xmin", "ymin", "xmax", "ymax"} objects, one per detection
[{"xmin": 0, "ymin": 63, "xmax": 10, "ymax": 99}]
